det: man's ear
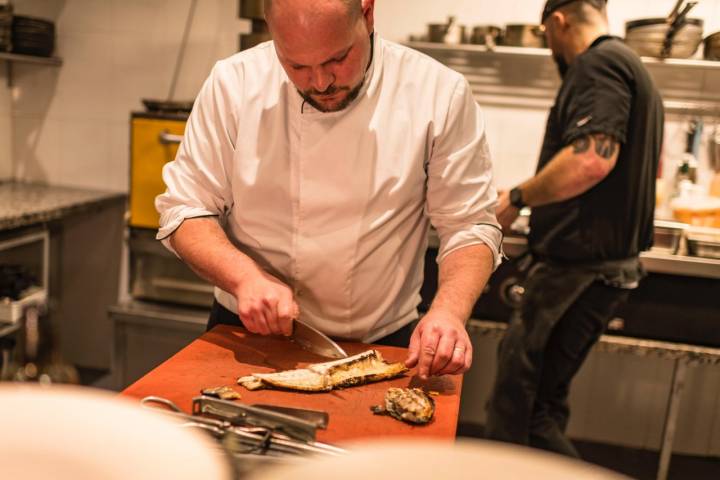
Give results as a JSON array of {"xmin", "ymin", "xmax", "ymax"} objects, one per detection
[
  {"xmin": 362, "ymin": 0, "xmax": 375, "ymax": 33},
  {"xmin": 550, "ymin": 10, "xmax": 568, "ymax": 33}
]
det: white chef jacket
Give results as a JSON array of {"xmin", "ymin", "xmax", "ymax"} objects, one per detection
[{"xmin": 156, "ymin": 33, "xmax": 502, "ymax": 342}]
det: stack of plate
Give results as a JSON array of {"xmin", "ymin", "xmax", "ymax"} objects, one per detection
[
  {"xmin": 11, "ymin": 15, "xmax": 55, "ymax": 57},
  {"xmin": 0, "ymin": 4, "xmax": 12, "ymax": 53}
]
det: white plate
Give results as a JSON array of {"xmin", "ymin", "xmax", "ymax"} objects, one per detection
[{"xmin": 0, "ymin": 384, "xmax": 232, "ymax": 480}]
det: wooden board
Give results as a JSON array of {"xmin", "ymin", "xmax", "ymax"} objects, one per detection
[{"xmin": 121, "ymin": 325, "xmax": 462, "ymax": 444}]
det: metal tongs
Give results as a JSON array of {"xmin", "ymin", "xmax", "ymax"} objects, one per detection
[
  {"xmin": 192, "ymin": 395, "xmax": 318, "ymax": 443},
  {"xmin": 140, "ymin": 396, "xmax": 345, "ymax": 458},
  {"xmin": 662, "ymin": 0, "xmax": 698, "ymax": 57}
]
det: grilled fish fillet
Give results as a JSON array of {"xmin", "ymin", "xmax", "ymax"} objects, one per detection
[
  {"xmin": 371, "ymin": 387, "xmax": 435, "ymax": 424},
  {"xmin": 238, "ymin": 350, "xmax": 408, "ymax": 392}
]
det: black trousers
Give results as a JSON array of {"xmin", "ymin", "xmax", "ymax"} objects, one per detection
[
  {"xmin": 207, "ymin": 300, "xmax": 416, "ymax": 348},
  {"xmin": 485, "ymin": 261, "xmax": 630, "ymax": 457}
]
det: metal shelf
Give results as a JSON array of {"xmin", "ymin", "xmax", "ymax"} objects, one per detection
[
  {"xmin": 0, "ymin": 51, "xmax": 62, "ymax": 87},
  {"xmin": 405, "ymin": 41, "xmax": 720, "ymax": 71},
  {"xmin": 405, "ymin": 41, "xmax": 720, "ymax": 117},
  {"xmin": 406, "ymin": 41, "xmax": 551, "ymax": 58}
]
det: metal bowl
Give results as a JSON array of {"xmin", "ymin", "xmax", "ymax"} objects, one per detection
[
  {"xmin": 502, "ymin": 24, "xmax": 546, "ymax": 48},
  {"xmin": 652, "ymin": 220, "xmax": 688, "ymax": 254},
  {"xmin": 686, "ymin": 227, "xmax": 720, "ymax": 259},
  {"xmin": 705, "ymin": 31, "xmax": 720, "ymax": 61},
  {"xmin": 625, "ymin": 17, "xmax": 704, "ymax": 58}
]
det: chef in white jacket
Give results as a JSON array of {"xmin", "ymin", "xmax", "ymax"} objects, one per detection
[{"xmin": 155, "ymin": 0, "xmax": 501, "ymax": 379}]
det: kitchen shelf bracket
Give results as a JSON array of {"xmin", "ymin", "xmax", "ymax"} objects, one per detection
[{"xmin": 0, "ymin": 52, "xmax": 63, "ymax": 87}]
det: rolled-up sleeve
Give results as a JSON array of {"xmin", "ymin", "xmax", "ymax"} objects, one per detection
[
  {"xmin": 155, "ymin": 61, "xmax": 238, "ymax": 252},
  {"xmin": 426, "ymin": 77, "xmax": 502, "ymax": 269}
]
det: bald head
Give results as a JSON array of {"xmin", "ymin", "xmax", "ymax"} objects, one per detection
[
  {"xmin": 264, "ymin": 0, "xmax": 362, "ymax": 24},
  {"xmin": 265, "ymin": 0, "xmax": 374, "ymax": 113}
]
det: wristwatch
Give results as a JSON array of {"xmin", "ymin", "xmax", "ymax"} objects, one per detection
[{"xmin": 509, "ymin": 187, "xmax": 526, "ymax": 209}]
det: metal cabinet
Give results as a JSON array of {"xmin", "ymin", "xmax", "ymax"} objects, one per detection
[{"xmin": 109, "ymin": 301, "xmax": 207, "ymax": 390}]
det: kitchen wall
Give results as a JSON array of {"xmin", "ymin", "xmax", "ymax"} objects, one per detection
[
  {"xmin": 5, "ymin": 0, "xmax": 720, "ymax": 192},
  {"xmin": 8, "ymin": 0, "xmax": 243, "ymax": 191}
]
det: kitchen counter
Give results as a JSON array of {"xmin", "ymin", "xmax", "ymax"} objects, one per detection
[
  {"xmin": 0, "ymin": 181, "xmax": 126, "ymax": 231},
  {"xmin": 499, "ymin": 235, "xmax": 720, "ymax": 280},
  {"xmin": 468, "ymin": 319, "xmax": 720, "ymax": 480},
  {"xmin": 121, "ymin": 324, "xmax": 462, "ymax": 444},
  {"xmin": 468, "ymin": 320, "xmax": 720, "ymax": 367}
]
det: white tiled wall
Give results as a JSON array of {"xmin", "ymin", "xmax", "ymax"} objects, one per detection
[{"xmin": 8, "ymin": 0, "xmax": 244, "ymax": 191}]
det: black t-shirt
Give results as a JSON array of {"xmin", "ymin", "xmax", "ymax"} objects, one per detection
[{"xmin": 528, "ymin": 36, "xmax": 664, "ymax": 262}]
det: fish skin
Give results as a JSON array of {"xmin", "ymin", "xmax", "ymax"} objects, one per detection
[{"xmin": 237, "ymin": 350, "xmax": 408, "ymax": 392}]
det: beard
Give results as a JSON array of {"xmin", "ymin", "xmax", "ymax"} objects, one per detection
[
  {"xmin": 298, "ymin": 78, "xmax": 365, "ymax": 113},
  {"xmin": 553, "ymin": 52, "xmax": 569, "ymax": 78}
]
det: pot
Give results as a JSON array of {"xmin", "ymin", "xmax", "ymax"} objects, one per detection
[
  {"xmin": 705, "ymin": 31, "xmax": 720, "ymax": 61},
  {"xmin": 502, "ymin": 24, "xmax": 546, "ymax": 48},
  {"xmin": 625, "ymin": 17, "xmax": 703, "ymax": 58},
  {"xmin": 625, "ymin": 0, "xmax": 703, "ymax": 58},
  {"xmin": 427, "ymin": 16, "xmax": 466, "ymax": 44},
  {"xmin": 469, "ymin": 25, "xmax": 503, "ymax": 48}
]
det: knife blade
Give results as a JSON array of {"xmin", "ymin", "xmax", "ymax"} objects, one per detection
[{"xmin": 291, "ymin": 319, "xmax": 348, "ymax": 359}]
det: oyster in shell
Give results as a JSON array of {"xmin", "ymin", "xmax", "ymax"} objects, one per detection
[
  {"xmin": 238, "ymin": 349, "xmax": 408, "ymax": 392},
  {"xmin": 371, "ymin": 387, "xmax": 435, "ymax": 425}
]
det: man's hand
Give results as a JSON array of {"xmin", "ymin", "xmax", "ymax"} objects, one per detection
[
  {"xmin": 234, "ymin": 270, "xmax": 299, "ymax": 337},
  {"xmin": 496, "ymin": 190, "xmax": 520, "ymax": 233},
  {"xmin": 405, "ymin": 309, "xmax": 473, "ymax": 380}
]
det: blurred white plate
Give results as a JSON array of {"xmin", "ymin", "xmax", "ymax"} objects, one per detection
[
  {"xmin": 0, "ymin": 384, "xmax": 232, "ymax": 480},
  {"xmin": 248, "ymin": 438, "xmax": 630, "ymax": 480}
]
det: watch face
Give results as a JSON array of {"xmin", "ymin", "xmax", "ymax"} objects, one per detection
[{"xmin": 510, "ymin": 188, "xmax": 523, "ymax": 208}]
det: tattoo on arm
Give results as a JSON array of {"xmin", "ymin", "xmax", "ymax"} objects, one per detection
[
  {"xmin": 572, "ymin": 134, "xmax": 619, "ymax": 159},
  {"xmin": 572, "ymin": 136, "xmax": 590, "ymax": 154},
  {"xmin": 592, "ymin": 133, "xmax": 619, "ymax": 159}
]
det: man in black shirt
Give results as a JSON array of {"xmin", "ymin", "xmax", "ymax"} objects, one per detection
[{"xmin": 485, "ymin": 0, "xmax": 664, "ymax": 457}]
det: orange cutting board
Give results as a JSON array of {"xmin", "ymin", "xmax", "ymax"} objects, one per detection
[{"xmin": 121, "ymin": 325, "xmax": 462, "ymax": 444}]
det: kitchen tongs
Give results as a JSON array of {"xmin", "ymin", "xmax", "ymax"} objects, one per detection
[
  {"xmin": 140, "ymin": 396, "xmax": 344, "ymax": 458},
  {"xmin": 192, "ymin": 395, "xmax": 318, "ymax": 443}
]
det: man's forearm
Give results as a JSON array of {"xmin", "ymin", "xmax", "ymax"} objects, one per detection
[
  {"xmin": 430, "ymin": 243, "xmax": 495, "ymax": 324},
  {"xmin": 168, "ymin": 217, "xmax": 262, "ymax": 294},
  {"xmin": 519, "ymin": 135, "xmax": 618, "ymax": 208}
]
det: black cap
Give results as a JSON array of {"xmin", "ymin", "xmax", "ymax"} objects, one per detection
[{"xmin": 541, "ymin": 0, "xmax": 607, "ymax": 23}]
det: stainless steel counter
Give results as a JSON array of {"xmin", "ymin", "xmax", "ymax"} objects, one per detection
[{"xmin": 430, "ymin": 230, "xmax": 720, "ymax": 280}]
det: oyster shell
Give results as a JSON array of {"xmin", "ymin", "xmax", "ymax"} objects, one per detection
[
  {"xmin": 237, "ymin": 349, "xmax": 408, "ymax": 392},
  {"xmin": 201, "ymin": 386, "xmax": 242, "ymax": 400},
  {"xmin": 371, "ymin": 387, "xmax": 435, "ymax": 425}
]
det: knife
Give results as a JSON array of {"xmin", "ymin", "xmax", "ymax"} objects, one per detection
[{"xmin": 291, "ymin": 319, "xmax": 348, "ymax": 359}]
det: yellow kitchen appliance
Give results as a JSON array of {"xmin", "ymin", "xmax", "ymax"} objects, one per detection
[
  {"xmin": 128, "ymin": 111, "xmax": 214, "ymax": 308},
  {"xmin": 129, "ymin": 113, "xmax": 187, "ymax": 229}
]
